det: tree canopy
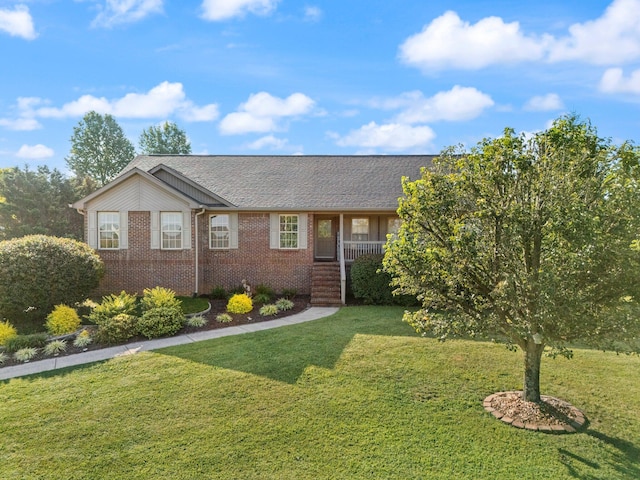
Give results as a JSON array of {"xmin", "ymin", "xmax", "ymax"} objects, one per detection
[
  {"xmin": 66, "ymin": 111, "xmax": 135, "ymax": 186},
  {"xmin": 0, "ymin": 166, "xmax": 96, "ymax": 241},
  {"xmin": 383, "ymin": 115, "xmax": 640, "ymax": 402},
  {"xmin": 138, "ymin": 121, "xmax": 191, "ymax": 155}
]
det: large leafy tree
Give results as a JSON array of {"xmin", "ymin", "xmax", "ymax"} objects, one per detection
[
  {"xmin": 0, "ymin": 166, "xmax": 96, "ymax": 240},
  {"xmin": 383, "ymin": 115, "xmax": 640, "ymax": 403},
  {"xmin": 66, "ymin": 111, "xmax": 135, "ymax": 186},
  {"xmin": 138, "ymin": 121, "xmax": 191, "ymax": 155}
]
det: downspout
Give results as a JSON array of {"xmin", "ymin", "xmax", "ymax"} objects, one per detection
[
  {"xmin": 339, "ymin": 214, "xmax": 346, "ymax": 304},
  {"xmin": 194, "ymin": 207, "xmax": 206, "ymax": 297}
]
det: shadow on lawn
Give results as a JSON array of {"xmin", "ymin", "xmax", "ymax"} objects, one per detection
[
  {"xmin": 158, "ymin": 306, "xmax": 417, "ymax": 384},
  {"xmin": 559, "ymin": 430, "xmax": 640, "ymax": 479}
]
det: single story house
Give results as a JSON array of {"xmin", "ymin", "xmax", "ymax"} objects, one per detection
[{"xmin": 71, "ymin": 155, "xmax": 434, "ymax": 305}]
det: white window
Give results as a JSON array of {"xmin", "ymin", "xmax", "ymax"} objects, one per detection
[
  {"xmin": 210, "ymin": 214, "xmax": 230, "ymax": 249},
  {"xmin": 351, "ymin": 218, "xmax": 369, "ymax": 241},
  {"xmin": 98, "ymin": 212, "xmax": 119, "ymax": 249},
  {"xmin": 161, "ymin": 212, "xmax": 183, "ymax": 250},
  {"xmin": 279, "ymin": 214, "xmax": 299, "ymax": 249}
]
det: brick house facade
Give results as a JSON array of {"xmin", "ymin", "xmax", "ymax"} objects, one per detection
[{"xmin": 72, "ymin": 155, "xmax": 433, "ymax": 304}]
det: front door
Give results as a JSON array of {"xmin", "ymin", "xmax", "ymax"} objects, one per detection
[{"xmin": 315, "ymin": 216, "xmax": 337, "ymax": 261}]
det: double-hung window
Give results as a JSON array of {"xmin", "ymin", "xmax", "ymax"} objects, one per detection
[
  {"xmin": 351, "ymin": 218, "xmax": 369, "ymax": 241},
  {"xmin": 279, "ymin": 214, "xmax": 299, "ymax": 249},
  {"xmin": 98, "ymin": 212, "xmax": 120, "ymax": 249},
  {"xmin": 210, "ymin": 214, "xmax": 230, "ymax": 249},
  {"xmin": 161, "ymin": 212, "xmax": 183, "ymax": 249}
]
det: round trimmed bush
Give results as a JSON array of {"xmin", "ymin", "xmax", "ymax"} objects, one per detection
[
  {"xmin": 227, "ymin": 294, "xmax": 253, "ymax": 314},
  {"xmin": 137, "ymin": 306, "xmax": 184, "ymax": 339},
  {"xmin": 95, "ymin": 313, "xmax": 138, "ymax": 344},
  {"xmin": 45, "ymin": 305, "xmax": 81, "ymax": 335},
  {"xmin": 0, "ymin": 235, "xmax": 104, "ymax": 327}
]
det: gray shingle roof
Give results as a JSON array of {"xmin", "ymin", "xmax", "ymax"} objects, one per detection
[{"xmin": 123, "ymin": 155, "xmax": 435, "ymax": 210}]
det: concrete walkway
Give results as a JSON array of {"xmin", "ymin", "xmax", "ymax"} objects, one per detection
[{"xmin": 0, "ymin": 307, "xmax": 340, "ymax": 381}]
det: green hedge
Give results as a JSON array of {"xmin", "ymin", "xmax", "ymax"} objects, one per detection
[
  {"xmin": 0, "ymin": 235, "xmax": 104, "ymax": 328},
  {"xmin": 350, "ymin": 254, "xmax": 417, "ymax": 306}
]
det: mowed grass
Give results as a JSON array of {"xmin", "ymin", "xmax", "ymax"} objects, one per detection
[{"xmin": 0, "ymin": 306, "xmax": 638, "ymax": 479}]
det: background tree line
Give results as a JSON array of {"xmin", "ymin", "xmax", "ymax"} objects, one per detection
[{"xmin": 0, "ymin": 112, "xmax": 191, "ymax": 241}]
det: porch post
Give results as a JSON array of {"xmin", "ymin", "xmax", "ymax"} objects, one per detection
[{"xmin": 339, "ymin": 214, "xmax": 346, "ymax": 304}]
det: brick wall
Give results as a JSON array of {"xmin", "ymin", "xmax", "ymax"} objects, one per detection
[
  {"xmin": 199, "ymin": 212, "xmax": 315, "ymax": 295},
  {"xmin": 94, "ymin": 211, "xmax": 315, "ymax": 296},
  {"xmin": 96, "ymin": 211, "xmax": 196, "ymax": 296}
]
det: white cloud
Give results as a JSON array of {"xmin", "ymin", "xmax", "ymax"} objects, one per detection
[
  {"xmin": 335, "ymin": 122, "xmax": 435, "ymax": 152},
  {"xmin": 0, "ymin": 4, "xmax": 37, "ymax": 40},
  {"xmin": 219, "ymin": 92, "xmax": 315, "ymax": 135},
  {"xmin": 388, "ymin": 86, "xmax": 494, "ymax": 124},
  {"xmin": 399, "ymin": 10, "xmax": 548, "ymax": 71},
  {"xmin": 400, "ymin": 0, "xmax": 640, "ymax": 71},
  {"xmin": 200, "ymin": 0, "xmax": 279, "ymax": 21},
  {"xmin": 524, "ymin": 93, "xmax": 564, "ymax": 111},
  {"xmin": 247, "ymin": 135, "xmax": 289, "ymax": 150},
  {"xmin": 16, "ymin": 144, "xmax": 54, "ymax": 159},
  {"xmin": 32, "ymin": 82, "xmax": 219, "ymax": 121},
  {"xmin": 304, "ymin": 6, "xmax": 322, "ymax": 22},
  {"xmin": 0, "ymin": 117, "xmax": 41, "ymax": 131},
  {"xmin": 549, "ymin": 0, "xmax": 640, "ymax": 64},
  {"xmin": 599, "ymin": 67, "xmax": 640, "ymax": 94},
  {"xmin": 92, "ymin": 0, "xmax": 163, "ymax": 28}
]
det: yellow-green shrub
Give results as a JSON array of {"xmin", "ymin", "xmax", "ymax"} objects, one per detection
[
  {"xmin": 45, "ymin": 305, "xmax": 81, "ymax": 335},
  {"xmin": 226, "ymin": 293, "xmax": 253, "ymax": 314},
  {"xmin": 0, "ymin": 320, "xmax": 17, "ymax": 346}
]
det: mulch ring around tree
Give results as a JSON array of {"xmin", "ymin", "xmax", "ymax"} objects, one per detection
[
  {"xmin": 1, "ymin": 296, "xmax": 311, "ymax": 369},
  {"xmin": 484, "ymin": 391, "xmax": 588, "ymax": 434}
]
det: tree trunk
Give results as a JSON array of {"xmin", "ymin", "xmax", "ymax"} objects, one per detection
[{"xmin": 522, "ymin": 341, "xmax": 544, "ymax": 402}]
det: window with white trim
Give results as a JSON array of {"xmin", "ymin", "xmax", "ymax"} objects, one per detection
[
  {"xmin": 98, "ymin": 212, "xmax": 120, "ymax": 249},
  {"xmin": 209, "ymin": 214, "xmax": 230, "ymax": 249},
  {"xmin": 279, "ymin": 214, "xmax": 299, "ymax": 249},
  {"xmin": 351, "ymin": 218, "xmax": 369, "ymax": 241},
  {"xmin": 161, "ymin": 212, "xmax": 183, "ymax": 249}
]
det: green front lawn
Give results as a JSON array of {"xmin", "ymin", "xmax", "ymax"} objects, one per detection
[{"xmin": 0, "ymin": 307, "xmax": 638, "ymax": 479}]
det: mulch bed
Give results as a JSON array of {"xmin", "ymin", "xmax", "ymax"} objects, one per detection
[
  {"xmin": 1, "ymin": 296, "xmax": 310, "ymax": 369},
  {"xmin": 484, "ymin": 391, "xmax": 588, "ymax": 433}
]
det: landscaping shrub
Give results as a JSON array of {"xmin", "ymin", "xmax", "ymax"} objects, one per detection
[
  {"xmin": 351, "ymin": 254, "xmax": 417, "ymax": 306},
  {"xmin": 0, "ymin": 352, "xmax": 8, "ymax": 365},
  {"xmin": 275, "ymin": 298, "xmax": 294, "ymax": 311},
  {"xmin": 255, "ymin": 284, "xmax": 275, "ymax": 298},
  {"xmin": 216, "ymin": 313, "xmax": 232, "ymax": 323},
  {"xmin": 252, "ymin": 293, "xmax": 272, "ymax": 305},
  {"xmin": 94, "ymin": 313, "xmax": 138, "ymax": 344},
  {"xmin": 0, "ymin": 320, "xmax": 17, "ymax": 346},
  {"xmin": 45, "ymin": 305, "xmax": 81, "ymax": 335},
  {"xmin": 14, "ymin": 347, "xmax": 38, "ymax": 362},
  {"xmin": 210, "ymin": 286, "xmax": 227, "ymax": 300},
  {"xmin": 44, "ymin": 339, "xmax": 67, "ymax": 356},
  {"xmin": 137, "ymin": 307, "xmax": 184, "ymax": 339},
  {"xmin": 141, "ymin": 286, "xmax": 182, "ymax": 312},
  {"xmin": 185, "ymin": 315, "xmax": 208, "ymax": 328},
  {"xmin": 73, "ymin": 329, "xmax": 92, "ymax": 348},
  {"xmin": 227, "ymin": 294, "xmax": 253, "ymax": 314},
  {"xmin": 259, "ymin": 304, "xmax": 279, "ymax": 316},
  {"xmin": 87, "ymin": 291, "xmax": 138, "ymax": 326},
  {"xmin": 0, "ymin": 235, "xmax": 104, "ymax": 326},
  {"xmin": 280, "ymin": 288, "xmax": 297, "ymax": 299},
  {"xmin": 4, "ymin": 333, "xmax": 48, "ymax": 353}
]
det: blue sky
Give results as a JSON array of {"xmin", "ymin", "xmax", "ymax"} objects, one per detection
[{"xmin": 1, "ymin": 0, "xmax": 639, "ymax": 173}]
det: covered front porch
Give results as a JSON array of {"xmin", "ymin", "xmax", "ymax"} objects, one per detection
[{"xmin": 312, "ymin": 213, "xmax": 399, "ymax": 304}]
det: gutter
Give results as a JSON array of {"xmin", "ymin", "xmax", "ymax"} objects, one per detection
[{"xmin": 194, "ymin": 207, "xmax": 206, "ymax": 296}]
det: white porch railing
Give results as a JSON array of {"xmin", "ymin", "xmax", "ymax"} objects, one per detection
[{"xmin": 341, "ymin": 241, "xmax": 386, "ymax": 262}]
